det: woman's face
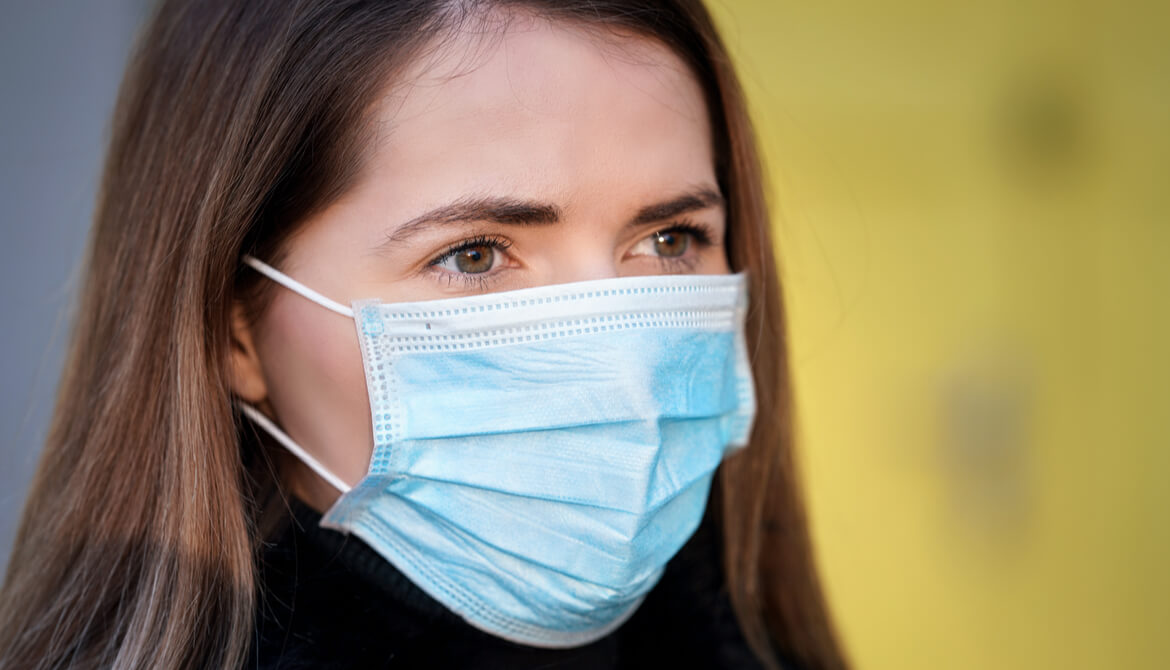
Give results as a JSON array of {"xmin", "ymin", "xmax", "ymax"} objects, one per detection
[{"xmin": 232, "ymin": 16, "xmax": 728, "ymax": 511}]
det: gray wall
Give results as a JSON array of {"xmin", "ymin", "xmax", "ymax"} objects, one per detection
[{"xmin": 1, "ymin": 1, "xmax": 149, "ymax": 571}]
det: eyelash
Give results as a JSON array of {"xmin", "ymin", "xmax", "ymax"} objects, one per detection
[
  {"xmin": 644, "ymin": 219, "xmax": 714, "ymax": 273},
  {"xmin": 424, "ymin": 220, "xmax": 715, "ymax": 288},
  {"xmin": 660, "ymin": 219, "xmax": 713, "ymax": 247},
  {"xmin": 426, "ymin": 234, "xmax": 514, "ymax": 289}
]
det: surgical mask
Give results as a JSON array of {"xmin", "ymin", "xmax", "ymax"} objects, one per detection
[{"xmin": 238, "ymin": 255, "xmax": 756, "ymax": 648}]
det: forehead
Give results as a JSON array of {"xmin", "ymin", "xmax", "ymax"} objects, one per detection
[{"xmin": 358, "ymin": 12, "xmax": 715, "ymax": 212}]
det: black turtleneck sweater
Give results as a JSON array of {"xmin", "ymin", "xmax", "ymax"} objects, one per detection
[{"xmin": 251, "ymin": 497, "xmax": 772, "ymax": 669}]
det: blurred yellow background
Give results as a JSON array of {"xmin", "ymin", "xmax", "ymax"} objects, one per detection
[{"xmin": 708, "ymin": 1, "xmax": 1169, "ymax": 668}]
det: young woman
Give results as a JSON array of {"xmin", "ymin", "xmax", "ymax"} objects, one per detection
[{"xmin": 0, "ymin": 1, "xmax": 848, "ymax": 668}]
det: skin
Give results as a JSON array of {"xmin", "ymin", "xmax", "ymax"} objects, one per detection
[{"xmin": 230, "ymin": 14, "xmax": 729, "ymax": 514}]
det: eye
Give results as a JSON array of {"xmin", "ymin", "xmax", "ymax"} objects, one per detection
[
  {"xmin": 428, "ymin": 235, "xmax": 511, "ymax": 276},
  {"xmin": 628, "ymin": 221, "xmax": 712, "ymax": 260},
  {"xmin": 445, "ymin": 244, "xmax": 495, "ymax": 273},
  {"xmin": 650, "ymin": 230, "xmax": 689, "ymax": 257}
]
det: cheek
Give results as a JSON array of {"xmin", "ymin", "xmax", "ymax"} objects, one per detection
[
  {"xmin": 255, "ymin": 295, "xmax": 373, "ymax": 484},
  {"xmin": 700, "ymin": 244, "xmax": 732, "ymax": 274}
]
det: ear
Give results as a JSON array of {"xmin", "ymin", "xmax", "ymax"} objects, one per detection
[{"xmin": 229, "ymin": 301, "xmax": 268, "ymax": 403}]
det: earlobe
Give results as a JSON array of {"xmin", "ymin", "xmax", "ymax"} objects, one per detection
[{"xmin": 229, "ymin": 302, "xmax": 268, "ymax": 403}]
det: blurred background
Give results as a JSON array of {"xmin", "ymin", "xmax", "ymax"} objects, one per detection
[
  {"xmin": 706, "ymin": 0, "xmax": 1169, "ymax": 668},
  {"xmin": 1, "ymin": 1, "xmax": 1166, "ymax": 668}
]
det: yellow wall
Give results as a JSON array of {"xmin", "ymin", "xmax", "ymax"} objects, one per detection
[{"xmin": 707, "ymin": 1, "xmax": 1169, "ymax": 668}]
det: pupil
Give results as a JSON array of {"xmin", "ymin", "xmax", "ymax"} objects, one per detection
[
  {"xmin": 455, "ymin": 245, "xmax": 493, "ymax": 273},
  {"xmin": 654, "ymin": 231, "xmax": 689, "ymax": 257}
]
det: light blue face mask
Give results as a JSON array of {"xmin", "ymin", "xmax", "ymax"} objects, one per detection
[{"xmin": 238, "ymin": 255, "xmax": 756, "ymax": 648}]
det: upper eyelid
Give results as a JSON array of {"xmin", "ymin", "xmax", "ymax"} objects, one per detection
[
  {"xmin": 638, "ymin": 216, "xmax": 718, "ymax": 234},
  {"xmin": 641, "ymin": 220, "xmax": 716, "ymax": 243},
  {"xmin": 428, "ymin": 235, "xmax": 513, "ymax": 266}
]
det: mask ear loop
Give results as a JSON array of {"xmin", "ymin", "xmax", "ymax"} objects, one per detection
[
  {"xmin": 242, "ymin": 255, "xmax": 354, "ymax": 318},
  {"xmin": 237, "ymin": 255, "xmax": 355, "ymax": 495},
  {"xmin": 238, "ymin": 402, "xmax": 353, "ymax": 494}
]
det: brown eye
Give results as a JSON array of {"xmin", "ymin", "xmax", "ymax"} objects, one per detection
[
  {"xmin": 652, "ymin": 230, "xmax": 690, "ymax": 258},
  {"xmin": 430, "ymin": 236, "xmax": 511, "ymax": 280},
  {"xmin": 453, "ymin": 245, "xmax": 494, "ymax": 273}
]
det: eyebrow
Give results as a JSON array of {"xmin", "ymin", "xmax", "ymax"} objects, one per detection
[{"xmin": 382, "ymin": 186, "xmax": 724, "ymax": 247}]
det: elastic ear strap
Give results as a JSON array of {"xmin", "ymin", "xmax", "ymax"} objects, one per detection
[
  {"xmin": 242, "ymin": 255, "xmax": 354, "ymax": 318},
  {"xmin": 237, "ymin": 402, "xmax": 353, "ymax": 494}
]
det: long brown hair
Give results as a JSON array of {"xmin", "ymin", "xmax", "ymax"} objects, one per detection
[{"xmin": 0, "ymin": 1, "xmax": 848, "ymax": 668}]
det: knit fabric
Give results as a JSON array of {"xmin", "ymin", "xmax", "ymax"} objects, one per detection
[{"xmin": 251, "ymin": 495, "xmax": 769, "ymax": 669}]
